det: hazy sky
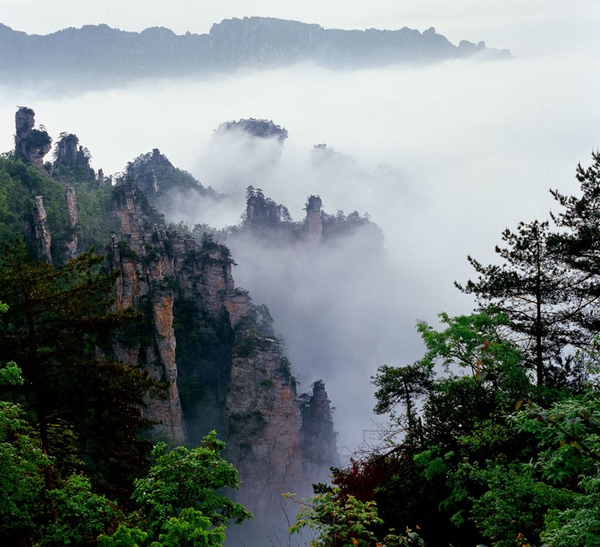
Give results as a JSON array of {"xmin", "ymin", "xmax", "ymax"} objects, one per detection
[{"xmin": 0, "ymin": 0, "xmax": 599, "ymax": 453}]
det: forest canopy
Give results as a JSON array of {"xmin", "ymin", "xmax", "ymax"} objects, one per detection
[{"xmin": 322, "ymin": 151, "xmax": 600, "ymax": 547}]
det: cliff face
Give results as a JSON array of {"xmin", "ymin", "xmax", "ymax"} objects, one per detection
[
  {"xmin": 106, "ymin": 180, "xmax": 337, "ymax": 515},
  {"xmin": 227, "ymin": 334, "xmax": 304, "ymax": 511},
  {"xmin": 108, "ymin": 182, "xmax": 186, "ymax": 445}
]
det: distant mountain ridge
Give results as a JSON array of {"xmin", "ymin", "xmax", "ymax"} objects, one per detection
[{"xmin": 0, "ymin": 17, "xmax": 510, "ymax": 84}]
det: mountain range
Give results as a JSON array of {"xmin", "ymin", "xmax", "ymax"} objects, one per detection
[{"xmin": 0, "ymin": 16, "xmax": 511, "ymax": 85}]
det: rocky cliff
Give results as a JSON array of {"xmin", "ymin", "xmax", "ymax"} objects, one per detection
[
  {"xmin": 107, "ymin": 180, "xmax": 337, "ymax": 514},
  {"xmin": 14, "ymin": 107, "xmax": 52, "ymax": 169},
  {"xmin": 7, "ymin": 107, "xmax": 339, "ymax": 524}
]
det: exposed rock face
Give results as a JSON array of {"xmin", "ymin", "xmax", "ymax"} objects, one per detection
[
  {"xmin": 13, "ymin": 107, "xmax": 339, "ymax": 527},
  {"xmin": 246, "ymin": 192, "xmax": 282, "ymax": 226},
  {"xmin": 217, "ymin": 118, "xmax": 288, "ymax": 143},
  {"xmin": 64, "ymin": 185, "xmax": 79, "ymax": 259},
  {"xmin": 125, "ymin": 148, "xmax": 217, "ymax": 211},
  {"xmin": 15, "ymin": 106, "xmax": 34, "ymax": 136},
  {"xmin": 305, "ymin": 195, "xmax": 323, "ymax": 243},
  {"xmin": 33, "ymin": 196, "xmax": 52, "ymax": 264},
  {"xmin": 55, "ymin": 133, "xmax": 79, "ymax": 165},
  {"xmin": 108, "ymin": 183, "xmax": 186, "ymax": 445},
  {"xmin": 14, "ymin": 107, "xmax": 52, "ymax": 168},
  {"xmin": 54, "ymin": 133, "xmax": 93, "ymax": 175},
  {"xmin": 106, "ymin": 180, "xmax": 338, "ymax": 514},
  {"xmin": 226, "ymin": 334, "xmax": 304, "ymax": 513},
  {"xmin": 301, "ymin": 380, "xmax": 340, "ymax": 472},
  {"xmin": 243, "ymin": 187, "xmax": 294, "ymax": 241}
]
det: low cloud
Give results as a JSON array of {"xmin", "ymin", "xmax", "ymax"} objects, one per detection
[{"xmin": 0, "ymin": 37, "xmax": 597, "ymax": 451}]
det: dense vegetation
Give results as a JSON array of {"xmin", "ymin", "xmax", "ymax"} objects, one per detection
[
  {"xmin": 302, "ymin": 152, "xmax": 600, "ymax": 547},
  {"xmin": 126, "ymin": 148, "xmax": 217, "ymax": 210},
  {"xmin": 0, "ymin": 151, "xmax": 117, "ymax": 255},
  {"xmin": 0, "ymin": 249, "xmax": 252, "ymax": 546}
]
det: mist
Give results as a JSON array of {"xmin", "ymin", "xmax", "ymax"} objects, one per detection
[{"xmin": 0, "ymin": 12, "xmax": 598, "ymax": 453}]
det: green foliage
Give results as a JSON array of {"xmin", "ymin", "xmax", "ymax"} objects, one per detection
[
  {"xmin": 154, "ymin": 508, "xmax": 226, "ymax": 547},
  {"xmin": 365, "ymin": 310, "xmax": 600, "ymax": 546},
  {"xmin": 133, "ymin": 432, "xmax": 251, "ymax": 531},
  {"xmin": 321, "ymin": 209, "xmax": 382, "ymax": 244},
  {"xmin": 0, "ymin": 363, "xmax": 249, "ymax": 547},
  {"xmin": 363, "ymin": 313, "xmax": 542, "ymax": 545},
  {"xmin": 126, "ymin": 149, "xmax": 216, "ymax": 209},
  {"xmin": 541, "ymin": 484, "xmax": 600, "ymax": 547},
  {"xmin": 0, "ymin": 359, "xmax": 23, "ymax": 386},
  {"xmin": 287, "ymin": 488, "xmax": 423, "ymax": 547},
  {"xmin": 465, "ymin": 460, "xmax": 572, "ymax": 547},
  {"xmin": 167, "ymin": 221, "xmax": 218, "ymax": 245},
  {"xmin": 0, "ymin": 155, "xmax": 46, "ymax": 245},
  {"xmin": 0, "ymin": 153, "xmax": 117, "ymax": 255},
  {"xmin": 0, "ymin": 392, "xmax": 50, "ymax": 544},
  {"xmin": 0, "ymin": 244, "xmax": 153, "ymax": 504},
  {"xmin": 456, "ymin": 219, "xmax": 592, "ymax": 387},
  {"xmin": 0, "ymin": 361, "xmax": 117, "ymax": 546},
  {"xmin": 375, "ymin": 311, "xmax": 529, "ymax": 440},
  {"xmin": 99, "ymin": 431, "xmax": 251, "ymax": 547},
  {"xmin": 98, "ymin": 524, "xmax": 149, "ymax": 547},
  {"xmin": 39, "ymin": 474, "xmax": 118, "ymax": 546},
  {"xmin": 550, "ymin": 151, "xmax": 600, "ymax": 277},
  {"xmin": 296, "ymin": 154, "xmax": 600, "ymax": 547}
]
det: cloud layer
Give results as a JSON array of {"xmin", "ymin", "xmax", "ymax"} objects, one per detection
[{"xmin": 0, "ymin": 7, "xmax": 598, "ymax": 451}]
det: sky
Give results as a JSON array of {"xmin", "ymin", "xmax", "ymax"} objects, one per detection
[{"xmin": 1, "ymin": 0, "xmax": 599, "ymax": 454}]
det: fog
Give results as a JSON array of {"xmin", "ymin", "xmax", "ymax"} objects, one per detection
[{"xmin": 0, "ymin": 4, "xmax": 599, "ymax": 454}]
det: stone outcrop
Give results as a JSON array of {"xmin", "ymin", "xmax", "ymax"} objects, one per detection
[
  {"xmin": 246, "ymin": 190, "xmax": 282, "ymax": 227},
  {"xmin": 108, "ymin": 182, "xmax": 186, "ymax": 445},
  {"xmin": 305, "ymin": 195, "xmax": 323, "ymax": 243},
  {"xmin": 54, "ymin": 133, "xmax": 94, "ymax": 176},
  {"xmin": 12, "ymin": 107, "xmax": 339, "ymax": 528},
  {"xmin": 106, "ymin": 180, "xmax": 337, "ymax": 514},
  {"xmin": 301, "ymin": 380, "xmax": 340, "ymax": 472},
  {"xmin": 217, "ymin": 118, "xmax": 288, "ymax": 143},
  {"xmin": 226, "ymin": 335, "xmax": 304, "ymax": 513},
  {"xmin": 14, "ymin": 107, "xmax": 52, "ymax": 169},
  {"xmin": 64, "ymin": 185, "xmax": 79, "ymax": 259},
  {"xmin": 33, "ymin": 196, "xmax": 52, "ymax": 264}
]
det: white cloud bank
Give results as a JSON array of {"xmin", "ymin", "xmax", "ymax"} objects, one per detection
[{"xmin": 0, "ymin": 2, "xmax": 598, "ymax": 452}]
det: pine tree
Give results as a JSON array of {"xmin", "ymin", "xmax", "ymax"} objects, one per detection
[
  {"xmin": 0, "ymin": 243, "xmax": 155, "ymax": 505},
  {"xmin": 549, "ymin": 151, "xmax": 600, "ymax": 333},
  {"xmin": 456, "ymin": 220, "xmax": 592, "ymax": 387}
]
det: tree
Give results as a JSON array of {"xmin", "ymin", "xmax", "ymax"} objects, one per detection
[
  {"xmin": 456, "ymin": 219, "xmax": 593, "ymax": 387},
  {"xmin": 286, "ymin": 488, "xmax": 423, "ymax": 547},
  {"xmin": 334, "ymin": 312, "xmax": 536, "ymax": 547},
  {"xmin": 549, "ymin": 151, "xmax": 600, "ymax": 332},
  {"xmin": 98, "ymin": 431, "xmax": 252, "ymax": 547},
  {"xmin": 1, "ymin": 367, "xmax": 249, "ymax": 547},
  {"xmin": 0, "ymin": 243, "xmax": 154, "ymax": 505},
  {"xmin": 0, "ymin": 303, "xmax": 50, "ymax": 545}
]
